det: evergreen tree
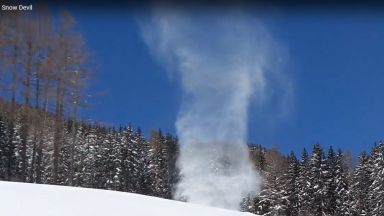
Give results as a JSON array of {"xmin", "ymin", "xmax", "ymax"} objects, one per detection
[
  {"xmin": 350, "ymin": 152, "xmax": 371, "ymax": 215},
  {"xmin": 136, "ymin": 128, "xmax": 154, "ymax": 196},
  {"xmin": 249, "ymin": 145, "xmax": 266, "ymax": 172},
  {"xmin": 102, "ymin": 128, "xmax": 120, "ymax": 190},
  {"xmin": 367, "ymin": 142, "xmax": 384, "ymax": 216},
  {"xmin": 334, "ymin": 149, "xmax": 351, "ymax": 216},
  {"xmin": 308, "ymin": 144, "xmax": 327, "ymax": 216},
  {"xmin": 12, "ymin": 114, "xmax": 25, "ymax": 181},
  {"xmin": 297, "ymin": 148, "xmax": 311, "ymax": 216},
  {"xmin": 165, "ymin": 133, "xmax": 179, "ymax": 198},
  {"xmin": 284, "ymin": 152, "xmax": 300, "ymax": 216},
  {"xmin": 119, "ymin": 126, "xmax": 143, "ymax": 193},
  {"xmin": 240, "ymin": 195, "xmax": 255, "ymax": 213},
  {"xmin": 93, "ymin": 126, "xmax": 107, "ymax": 189},
  {"xmin": 254, "ymin": 173, "xmax": 279, "ymax": 215},
  {"xmin": 0, "ymin": 117, "xmax": 9, "ymax": 179},
  {"xmin": 39, "ymin": 119, "xmax": 55, "ymax": 184},
  {"xmin": 57, "ymin": 121, "xmax": 72, "ymax": 185},
  {"xmin": 325, "ymin": 146, "xmax": 337, "ymax": 215},
  {"xmin": 148, "ymin": 129, "xmax": 171, "ymax": 198},
  {"xmin": 116, "ymin": 126, "xmax": 130, "ymax": 191},
  {"xmin": 82, "ymin": 125, "xmax": 98, "ymax": 188},
  {"xmin": 72, "ymin": 123, "xmax": 87, "ymax": 187},
  {"xmin": 254, "ymin": 148, "xmax": 287, "ymax": 216}
]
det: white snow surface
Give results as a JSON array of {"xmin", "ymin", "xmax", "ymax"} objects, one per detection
[{"xmin": 0, "ymin": 181, "xmax": 255, "ymax": 216}]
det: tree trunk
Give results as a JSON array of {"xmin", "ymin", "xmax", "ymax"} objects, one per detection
[
  {"xmin": 11, "ymin": 46, "xmax": 18, "ymax": 110},
  {"xmin": 24, "ymin": 41, "xmax": 33, "ymax": 106},
  {"xmin": 35, "ymin": 74, "xmax": 40, "ymax": 108}
]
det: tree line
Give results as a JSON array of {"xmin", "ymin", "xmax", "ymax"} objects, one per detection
[
  {"xmin": 0, "ymin": 101, "xmax": 179, "ymax": 198},
  {"xmin": 1, "ymin": 99, "xmax": 383, "ymax": 215},
  {"xmin": 242, "ymin": 143, "xmax": 384, "ymax": 216}
]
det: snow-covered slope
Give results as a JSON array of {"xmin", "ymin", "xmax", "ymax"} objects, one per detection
[{"xmin": 0, "ymin": 181, "xmax": 254, "ymax": 216}]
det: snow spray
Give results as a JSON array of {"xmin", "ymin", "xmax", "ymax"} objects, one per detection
[{"xmin": 140, "ymin": 8, "xmax": 291, "ymax": 210}]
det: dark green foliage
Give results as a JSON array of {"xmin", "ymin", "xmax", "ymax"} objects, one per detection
[
  {"xmin": 367, "ymin": 143, "xmax": 384, "ymax": 216},
  {"xmin": 325, "ymin": 146, "xmax": 337, "ymax": 215},
  {"xmin": 242, "ymin": 143, "xmax": 384, "ymax": 216},
  {"xmin": 334, "ymin": 149, "xmax": 351, "ymax": 216},
  {"xmin": 297, "ymin": 148, "xmax": 311, "ymax": 216},
  {"xmin": 284, "ymin": 152, "xmax": 300, "ymax": 216},
  {"xmin": 0, "ymin": 108, "xmax": 180, "ymax": 199},
  {"xmin": 350, "ymin": 152, "xmax": 371, "ymax": 215},
  {"xmin": 308, "ymin": 144, "xmax": 327, "ymax": 216},
  {"xmin": 0, "ymin": 117, "xmax": 11, "ymax": 179}
]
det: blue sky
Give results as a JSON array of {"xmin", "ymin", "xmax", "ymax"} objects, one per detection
[{"xmin": 68, "ymin": 7, "xmax": 384, "ymax": 156}]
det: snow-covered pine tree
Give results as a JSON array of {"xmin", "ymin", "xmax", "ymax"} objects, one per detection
[
  {"xmin": 116, "ymin": 125, "xmax": 129, "ymax": 192},
  {"xmin": 93, "ymin": 125, "xmax": 108, "ymax": 189},
  {"xmin": 249, "ymin": 145, "xmax": 267, "ymax": 172},
  {"xmin": 350, "ymin": 152, "xmax": 371, "ymax": 215},
  {"xmin": 20, "ymin": 113, "xmax": 31, "ymax": 182},
  {"xmin": 39, "ymin": 118, "xmax": 55, "ymax": 184},
  {"xmin": 157, "ymin": 132, "xmax": 173, "ymax": 199},
  {"xmin": 334, "ymin": 149, "xmax": 351, "ymax": 216},
  {"xmin": 367, "ymin": 142, "xmax": 384, "ymax": 216},
  {"xmin": 297, "ymin": 148, "xmax": 311, "ymax": 216},
  {"xmin": 135, "ymin": 128, "xmax": 154, "ymax": 196},
  {"xmin": 102, "ymin": 128, "xmax": 120, "ymax": 190},
  {"xmin": 81, "ymin": 125, "xmax": 98, "ymax": 188},
  {"xmin": 0, "ymin": 117, "xmax": 10, "ymax": 179},
  {"xmin": 26, "ymin": 116, "xmax": 42, "ymax": 183},
  {"xmin": 12, "ymin": 114, "xmax": 25, "ymax": 181},
  {"xmin": 240, "ymin": 195, "xmax": 255, "ymax": 213},
  {"xmin": 324, "ymin": 146, "xmax": 337, "ymax": 215},
  {"xmin": 284, "ymin": 152, "xmax": 300, "ymax": 216},
  {"xmin": 129, "ymin": 126, "xmax": 146, "ymax": 193},
  {"xmin": 72, "ymin": 122, "xmax": 86, "ymax": 187},
  {"xmin": 254, "ymin": 148, "xmax": 287, "ymax": 216},
  {"xmin": 57, "ymin": 120, "xmax": 72, "ymax": 185},
  {"xmin": 308, "ymin": 144, "xmax": 327, "ymax": 216},
  {"xmin": 110, "ymin": 128, "xmax": 123, "ymax": 191},
  {"xmin": 245, "ymin": 145, "xmax": 267, "ymax": 214},
  {"xmin": 118, "ymin": 125, "xmax": 143, "ymax": 193},
  {"xmin": 164, "ymin": 133, "xmax": 179, "ymax": 198},
  {"xmin": 253, "ymin": 172, "xmax": 278, "ymax": 215},
  {"xmin": 148, "ymin": 129, "xmax": 171, "ymax": 198},
  {"xmin": 6, "ymin": 121, "xmax": 17, "ymax": 181}
]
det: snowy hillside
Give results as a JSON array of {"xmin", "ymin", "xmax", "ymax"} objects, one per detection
[{"xmin": 0, "ymin": 181, "xmax": 254, "ymax": 216}]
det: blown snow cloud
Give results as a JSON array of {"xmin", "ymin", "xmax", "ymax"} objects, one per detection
[{"xmin": 139, "ymin": 8, "xmax": 292, "ymax": 210}]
